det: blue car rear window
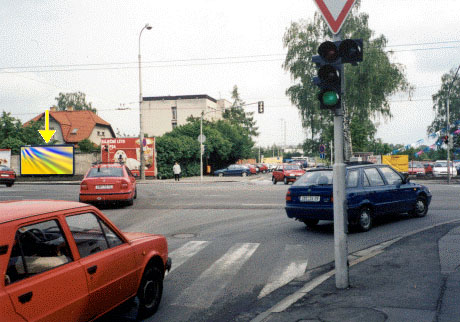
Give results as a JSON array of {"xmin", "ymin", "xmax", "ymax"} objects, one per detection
[{"xmin": 293, "ymin": 170, "xmax": 332, "ymax": 186}]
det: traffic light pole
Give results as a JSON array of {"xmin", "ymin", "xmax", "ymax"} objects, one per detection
[{"xmin": 332, "ymin": 33, "xmax": 349, "ymax": 289}]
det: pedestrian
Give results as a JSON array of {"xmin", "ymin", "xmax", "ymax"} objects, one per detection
[{"xmin": 173, "ymin": 162, "xmax": 181, "ymax": 181}]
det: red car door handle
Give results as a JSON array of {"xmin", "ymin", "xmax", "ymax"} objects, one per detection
[
  {"xmin": 87, "ymin": 265, "xmax": 98, "ymax": 274},
  {"xmin": 18, "ymin": 292, "xmax": 33, "ymax": 304}
]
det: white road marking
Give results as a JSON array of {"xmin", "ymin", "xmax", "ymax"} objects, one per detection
[
  {"xmin": 168, "ymin": 241, "xmax": 210, "ymax": 273},
  {"xmin": 173, "ymin": 242, "xmax": 259, "ymax": 308},
  {"xmin": 258, "ymin": 244, "xmax": 308, "ymax": 299}
]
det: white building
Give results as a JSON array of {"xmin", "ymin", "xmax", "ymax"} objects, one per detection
[{"xmin": 141, "ymin": 95, "xmax": 232, "ymax": 137}]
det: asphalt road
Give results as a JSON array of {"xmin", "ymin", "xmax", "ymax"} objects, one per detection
[{"xmin": 1, "ymin": 174, "xmax": 460, "ymax": 321}]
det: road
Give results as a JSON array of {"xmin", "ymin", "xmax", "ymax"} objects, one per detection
[{"xmin": 1, "ymin": 175, "xmax": 460, "ymax": 321}]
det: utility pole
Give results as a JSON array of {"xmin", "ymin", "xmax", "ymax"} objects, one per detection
[{"xmin": 447, "ymin": 64, "xmax": 460, "ymax": 185}]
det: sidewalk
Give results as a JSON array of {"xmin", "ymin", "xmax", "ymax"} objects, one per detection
[{"xmin": 251, "ymin": 222, "xmax": 460, "ymax": 322}]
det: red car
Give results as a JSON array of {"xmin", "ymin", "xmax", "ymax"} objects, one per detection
[
  {"xmin": 0, "ymin": 165, "xmax": 16, "ymax": 187},
  {"xmin": 256, "ymin": 164, "xmax": 268, "ymax": 173},
  {"xmin": 80, "ymin": 163, "xmax": 137, "ymax": 206},
  {"xmin": 0, "ymin": 200, "xmax": 171, "ymax": 321},
  {"xmin": 408, "ymin": 161, "xmax": 425, "ymax": 176},
  {"xmin": 244, "ymin": 164, "xmax": 258, "ymax": 174},
  {"xmin": 423, "ymin": 162, "xmax": 433, "ymax": 175},
  {"xmin": 272, "ymin": 164, "xmax": 305, "ymax": 185}
]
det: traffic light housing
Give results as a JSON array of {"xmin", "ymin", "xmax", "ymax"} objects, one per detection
[
  {"xmin": 443, "ymin": 135, "xmax": 449, "ymax": 145},
  {"xmin": 258, "ymin": 101, "xmax": 264, "ymax": 113},
  {"xmin": 313, "ymin": 39, "xmax": 363, "ymax": 109}
]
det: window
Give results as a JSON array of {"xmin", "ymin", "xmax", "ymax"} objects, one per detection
[
  {"xmin": 71, "ymin": 128, "xmax": 78, "ymax": 134},
  {"xmin": 172, "ymin": 121, "xmax": 177, "ymax": 129},
  {"xmin": 171, "ymin": 106, "xmax": 177, "ymax": 120},
  {"xmin": 86, "ymin": 167, "xmax": 123, "ymax": 178},
  {"xmin": 6, "ymin": 220, "xmax": 72, "ymax": 285},
  {"xmin": 346, "ymin": 170, "xmax": 359, "ymax": 187},
  {"xmin": 363, "ymin": 168, "xmax": 385, "ymax": 186},
  {"xmin": 379, "ymin": 166, "xmax": 402, "ymax": 185},
  {"xmin": 65, "ymin": 213, "xmax": 124, "ymax": 258}
]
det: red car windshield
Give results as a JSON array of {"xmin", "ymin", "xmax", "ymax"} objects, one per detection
[{"xmin": 87, "ymin": 167, "xmax": 123, "ymax": 178}]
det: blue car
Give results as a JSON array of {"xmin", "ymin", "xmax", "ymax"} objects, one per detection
[
  {"xmin": 214, "ymin": 164, "xmax": 251, "ymax": 177},
  {"xmin": 285, "ymin": 163, "xmax": 432, "ymax": 232}
]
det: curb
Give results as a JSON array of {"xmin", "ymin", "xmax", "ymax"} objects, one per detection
[{"xmin": 250, "ymin": 218, "xmax": 460, "ymax": 322}]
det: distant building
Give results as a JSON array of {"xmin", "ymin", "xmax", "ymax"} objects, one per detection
[
  {"xmin": 26, "ymin": 107, "xmax": 116, "ymax": 145},
  {"xmin": 141, "ymin": 94, "xmax": 232, "ymax": 137}
]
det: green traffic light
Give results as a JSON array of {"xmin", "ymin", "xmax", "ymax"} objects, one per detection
[{"xmin": 322, "ymin": 91, "xmax": 339, "ymax": 106}]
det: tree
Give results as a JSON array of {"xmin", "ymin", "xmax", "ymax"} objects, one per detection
[
  {"xmin": 77, "ymin": 138, "xmax": 98, "ymax": 153},
  {"xmin": 223, "ymin": 85, "xmax": 259, "ymax": 137},
  {"xmin": 0, "ymin": 112, "xmax": 55, "ymax": 153},
  {"xmin": 283, "ymin": 0, "xmax": 411, "ymax": 160},
  {"xmin": 54, "ymin": 92, "xmax": 96, "ymax": 112},
  {"xmin": 427, "ymin": 67, "xmax": 460, "ymax": 152}
]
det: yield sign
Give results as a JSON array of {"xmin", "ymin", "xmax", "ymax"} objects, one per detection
[{"xmin": 313, "ymin": 0, "xmax": 356, "ymax": 34}]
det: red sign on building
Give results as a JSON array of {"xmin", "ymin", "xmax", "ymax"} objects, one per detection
[{"xmin": 101, "ymin": 138, "xmax": 156, "ymax": 177}]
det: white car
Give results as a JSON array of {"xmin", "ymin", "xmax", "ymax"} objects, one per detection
[{"xmin": 432, "ymin": 160, "xmax": 457, "ymax": 177}]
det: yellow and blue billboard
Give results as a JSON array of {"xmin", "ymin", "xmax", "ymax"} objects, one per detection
[{"xmin": 20, "ymin": 145, "xmax": 75, "ymax": 176}]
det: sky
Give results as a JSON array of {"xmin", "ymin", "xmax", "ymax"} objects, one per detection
[{"xmin": 1, "ymin": 0, "xmax": 459, "ymax": 149}]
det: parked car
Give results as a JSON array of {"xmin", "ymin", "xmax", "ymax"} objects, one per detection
[
  {"xmin": 256, "ymin": 163, "xmax": 269, "ymax": 173},
  {"xmin": 214, "ymin": 164, "xmax": 251, "ymax": 177},
  {"xmin": 423, "ymin": 162, "xmax": 434, "ymax": 175},
  {"xmin": 0, "ymin": 200, "xmax": 171, "ymax": 321},
  {"xmin": 285, "ymin": 164, "xmax": 432, "ymax": 232},
  {"xmin": 432, "ymin": 160, "xmax": 457, "ymax": 177},
  {"xmin": 408, "ymin": 161, "xmax": 425, "ymax": 176},
  {"xmin": 272, "ymin": 164, "xmax": 306, "ymax": 185},
  {"xmin": 0, "ymin": 165, "xmax": 16, "ymax": 187},
  {"xmin": 79, "ymin": 162, "xmax": 137, "ymax": 206},
  {"xmin": 245, "ymin": 164, "xmax": 258, "ymax": 174}
]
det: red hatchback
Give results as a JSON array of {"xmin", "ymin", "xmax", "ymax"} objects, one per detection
[
  {"xmin": 0, "ymin": 165, "xmax": 16, "ymax": 187},
  {"xmin": 272, "ymin": 164, "xmax": 306, "ymax": 185},
  {"xmin": 80, "ymin": 163, "xmax": 137, "ymax": 206},
  {"xmin": 0, "ymin": 200, "xmax": 170, "ymax": 321}
]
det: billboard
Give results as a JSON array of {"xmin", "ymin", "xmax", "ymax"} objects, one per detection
[
  {"xmin": 20, "ymin": 145, "xmax": 75, "ymax": 176},
  {"xmin": 0, "ymin": 149, "xmax": 11, "ymax": 167},
  {"xmin": 101, "ymin": 138, "xmax": 156, "ymax": 177},
  {"xmin": 382, "ymin": 155, "xmax": 408, "ymax": 173}
]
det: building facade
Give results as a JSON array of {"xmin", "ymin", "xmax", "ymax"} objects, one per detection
[{"xmin": 141, "ymin": 95, "xmax": 231, "ymax": 137}]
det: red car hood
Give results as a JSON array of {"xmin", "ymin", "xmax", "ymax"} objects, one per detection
[
  {"xmin": 285, "ymin": 170, "xmax": 304, "ymax": 175},
  {"xmin": 123, "ymin": 231, "xmax": 156, "ymax": 241}
]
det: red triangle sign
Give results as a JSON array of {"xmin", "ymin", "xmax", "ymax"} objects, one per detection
[{"xmin": 313, "ymin": 0, "xmax": 356, "ymax": 34}]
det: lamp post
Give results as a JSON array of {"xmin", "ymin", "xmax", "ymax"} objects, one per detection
[{"xmin": 138, "ymin": 23, "xmax": 152, "ymax": 181}]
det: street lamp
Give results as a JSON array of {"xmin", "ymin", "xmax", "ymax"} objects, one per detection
[{"xmin": 138, "ymin": 23, "xmax": 152, "ymax": 181}]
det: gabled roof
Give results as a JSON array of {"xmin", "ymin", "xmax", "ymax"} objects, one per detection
[{"xmin": 26, "ymin": 110, "xmax": 116, "ymax": 143}]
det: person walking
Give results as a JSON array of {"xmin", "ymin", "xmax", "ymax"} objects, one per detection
[{"xmin": 173, "ymin": 162, "xmax": 181, "ymax": 181}]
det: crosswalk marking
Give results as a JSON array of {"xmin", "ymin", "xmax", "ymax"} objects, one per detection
[
  {"xmin": 258, "ymin": 244, "xmax": 308, "ymax": 299},
  {"xmin": 168, "ymin": 241, "xmax": 210, "ymax": 273},
  {"xmin": 172, "ymin": 242, "xmax": 259, "ymax": 309}
]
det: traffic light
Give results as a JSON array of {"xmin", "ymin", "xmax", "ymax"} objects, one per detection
[
  {"xmin": 313, "ymin": 39, "xmax": 363, "ymax": 109},
  {"xmin": 258, "ymin": 101, "xmax": 264, "ymax": 114},
  {"xmin": 443, "ymin": 135, "xmax": 449, "ymax": 145}
]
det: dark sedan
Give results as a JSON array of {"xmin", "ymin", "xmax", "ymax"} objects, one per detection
[
  {"xmin": 285, "ymin": 164, "xmax": 432, "ymax": 232},
  {"xmin": 214, "ymin": 164, "xmax": 251, "ymax": 177}
]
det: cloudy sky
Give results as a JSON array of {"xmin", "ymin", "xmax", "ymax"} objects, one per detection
[{"xmin": 1, "ymin": 0, "xmax": 459, "ymax": 149}]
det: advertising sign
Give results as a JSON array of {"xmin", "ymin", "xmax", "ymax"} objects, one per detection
[
  {"xmin": 101, "ymin": 138, "xmax": 156, "ymax": 177},
  {"xmin": 0, "ymin": 149, "xmax": 11, "ymax": 167},
  {"xmin": 382, "ymin": 155, "xmax": 409, "ymax": 173},
  {"xmin": 20, "ymin": 145, "xmax": 75, "ymax": 176}
]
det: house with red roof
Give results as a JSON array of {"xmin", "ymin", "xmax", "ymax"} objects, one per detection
[{"xmin": 26, "ymin": 107, "xmax": 116, "ymax": 145}]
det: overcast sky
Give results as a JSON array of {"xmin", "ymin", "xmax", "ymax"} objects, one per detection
[{"xmin": 1, "ymin": 0, "xmax": 459, "ymax": 149}]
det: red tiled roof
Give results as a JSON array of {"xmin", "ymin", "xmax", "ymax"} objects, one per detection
[{"xmin": 26, "ymin": 110, "xmax": 115, "ymax": 143}]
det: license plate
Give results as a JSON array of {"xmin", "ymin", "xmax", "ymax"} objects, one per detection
[
  {"xmin": 300, "ymin": 195, "xmax": 320, "ymax": 202},
  {"xmin": 96, "ymin": 185, "xmax": 113, "ymax": 190},
  {"xmin": 1, "ymin": 174, "xmax": 9, "ymax": 177}
]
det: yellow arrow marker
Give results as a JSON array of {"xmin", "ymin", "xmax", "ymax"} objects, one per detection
[{"xmin": 38, "ymin": 110, "xmax": 56, "ymax": 143}]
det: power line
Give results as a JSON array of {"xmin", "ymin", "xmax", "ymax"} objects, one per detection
[{"xmin": 1, "ymin": 40, "xmax": 460, "ymax": 74}]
